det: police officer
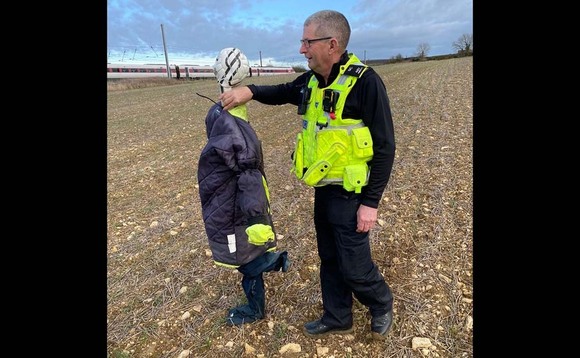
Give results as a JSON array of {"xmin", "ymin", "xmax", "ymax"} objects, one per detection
[{"xmin": 219, "ymin": 10, "xmax": 396, "ymax": 339}]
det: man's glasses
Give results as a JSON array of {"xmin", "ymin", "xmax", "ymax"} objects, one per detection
[{"xmin": 300, "ymin": 37, "xmax": 332, "ymax": 48}]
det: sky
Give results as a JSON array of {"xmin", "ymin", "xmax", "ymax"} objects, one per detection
[{"xmin": 107, "ymin": 0, "xmax": 473, "ymax": 67}]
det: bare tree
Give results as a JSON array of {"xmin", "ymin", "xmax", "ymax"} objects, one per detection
[
  {"xmin": 416, "ymin": 43, "xmax": 431, "ymax": 59},
  {"xmin": 390, "ymin": 53, "xmax": 404, "ymax": 63},
  {"xmin": 452, "ymin": 34, "xmax": 473, "ymax": 55}
]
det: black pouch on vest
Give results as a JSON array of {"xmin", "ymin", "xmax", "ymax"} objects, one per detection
[{"xmin": 322, "ymin": 89, "xmax": 339, "ymax": 113}]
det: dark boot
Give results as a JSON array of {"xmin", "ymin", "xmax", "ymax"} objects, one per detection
[
  {"xmin": 226, "ymin": 273, "xmax": 265, "ymax": 326},
  {"xmin": 370, "ymin": 310, "xmax": 394, "ymax": 339},
  {"xmin": 225, "ymin": 252, "xmax": 289, "ymax": 326}
]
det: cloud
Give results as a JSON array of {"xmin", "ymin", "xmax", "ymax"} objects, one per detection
[{"xmin": 107, "ymin": 0, "xmax": 472, "ymax": 65}]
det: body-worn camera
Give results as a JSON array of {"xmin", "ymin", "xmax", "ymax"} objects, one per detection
[{"xmin": 297, "ymin": 87, "xmax": 312, "ymax": 115}]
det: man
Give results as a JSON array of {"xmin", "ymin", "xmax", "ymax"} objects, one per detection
[
  {"xmin": 197, "ymin": 47, "xmax": 289, "ymax": 326},
  {"xmin": 219, "ymin": 10, "xmax": 396, "ymax": 339}
]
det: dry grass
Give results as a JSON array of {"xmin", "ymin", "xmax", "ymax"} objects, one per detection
[
  {"xmin": 107, "ymin": 77, "xmax": 214, "ymax": 92},
  {"xmin": 107, "ymin": 57, "xmax": 473, "ymax": 358}
]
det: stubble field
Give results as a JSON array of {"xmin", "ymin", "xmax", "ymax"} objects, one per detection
[{"xmin": 107, "ymin": 56, "xmax": 473, "ymax": 358}]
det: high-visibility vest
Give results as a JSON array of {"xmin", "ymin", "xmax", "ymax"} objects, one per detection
[{"xmin": 292, "ymin": 53, "xmax": 374, "ymax": 193}]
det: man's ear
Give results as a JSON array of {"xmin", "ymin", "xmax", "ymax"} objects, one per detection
[{"xmin": 329, "ymin": 38, "xmax": 338, "ymax": 53}]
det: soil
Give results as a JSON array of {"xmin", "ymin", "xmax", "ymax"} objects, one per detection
[{"xmin": 107, "ymin": 56, "xmax": 473, "ymax": 357}]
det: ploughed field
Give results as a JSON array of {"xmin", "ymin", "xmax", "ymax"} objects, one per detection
[{"xmin": 107, "ymin": 56, "xmax": 473, "ymax": 358}]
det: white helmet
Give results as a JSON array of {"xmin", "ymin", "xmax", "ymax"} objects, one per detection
[{"xmin": 213, "ymin": 47, "xmax": 250, "ymax": 88}]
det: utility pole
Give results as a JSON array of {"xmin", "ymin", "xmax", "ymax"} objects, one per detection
[{"xmin": 161, "ymin": 24, "xmax": 170, "ymax": 78}]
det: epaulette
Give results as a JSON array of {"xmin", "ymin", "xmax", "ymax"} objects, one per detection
[{"xmin": 343, "ymin": 64, "xmax": 367, "ymax": 78}]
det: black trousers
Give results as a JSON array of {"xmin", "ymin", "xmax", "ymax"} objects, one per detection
[{"xmin": 314, "ymin": 185, "xmax": 393, "ymax": 328}]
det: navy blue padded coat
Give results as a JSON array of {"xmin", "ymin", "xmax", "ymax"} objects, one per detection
[{"xmin": 197, "ymin": 103, "xmax": 277, "ymax": 267}]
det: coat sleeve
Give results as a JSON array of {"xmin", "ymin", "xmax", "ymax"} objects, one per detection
[
  {"xmin": 359, "ymin": 69, "xmax": 396, "ymax": 209},
  {"xmin": 237, "ymin": 169, "xmax": 271, "ymax": 225}
]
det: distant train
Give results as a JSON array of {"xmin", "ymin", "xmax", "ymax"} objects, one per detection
[{"xmin": 107, "ymin": 63, "xmax": 295, "ymax": 80}]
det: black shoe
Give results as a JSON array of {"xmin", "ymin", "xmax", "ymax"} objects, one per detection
[
  {"xmin": 371, "ymin": 311, "xmax": 393, "ymax": 339},
  {"xmin": 303, "ymin": 319, "xmax": 353, "ymax": 338}
]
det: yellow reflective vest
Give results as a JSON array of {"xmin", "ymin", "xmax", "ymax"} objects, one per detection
[{"xmin": 292, "ymin": 54, "xmax": 373, "ymax": 193}]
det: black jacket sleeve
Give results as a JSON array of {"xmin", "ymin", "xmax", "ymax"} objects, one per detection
[
  {"xmin": 248, "ymin": 72, "xmax": 311, "ymax": 106},
  {"xmin": 356, "ymin": 68, "xmax": 396, "ymax": 208}
]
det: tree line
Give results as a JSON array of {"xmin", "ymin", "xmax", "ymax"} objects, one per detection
[
  {"xmin": 394, "ymin": 33, "xmax": 473, "ymax": 63},
  {"xmin": 291, "ymin": 33, "xmax": 473, "ymax": 72}
]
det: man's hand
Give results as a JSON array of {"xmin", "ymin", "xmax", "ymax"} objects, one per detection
[
  {"xmin": 357, "ymin": 204, "xmax": 378, "ymax": 233},
  {"xmin": 219, "ymin": 86, "xmax": 253, "ymax": 110}
]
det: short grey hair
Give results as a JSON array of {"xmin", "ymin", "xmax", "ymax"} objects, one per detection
[{"xmin": 304, "ymin": 10, "xmax": 351, "ymax": 51}]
